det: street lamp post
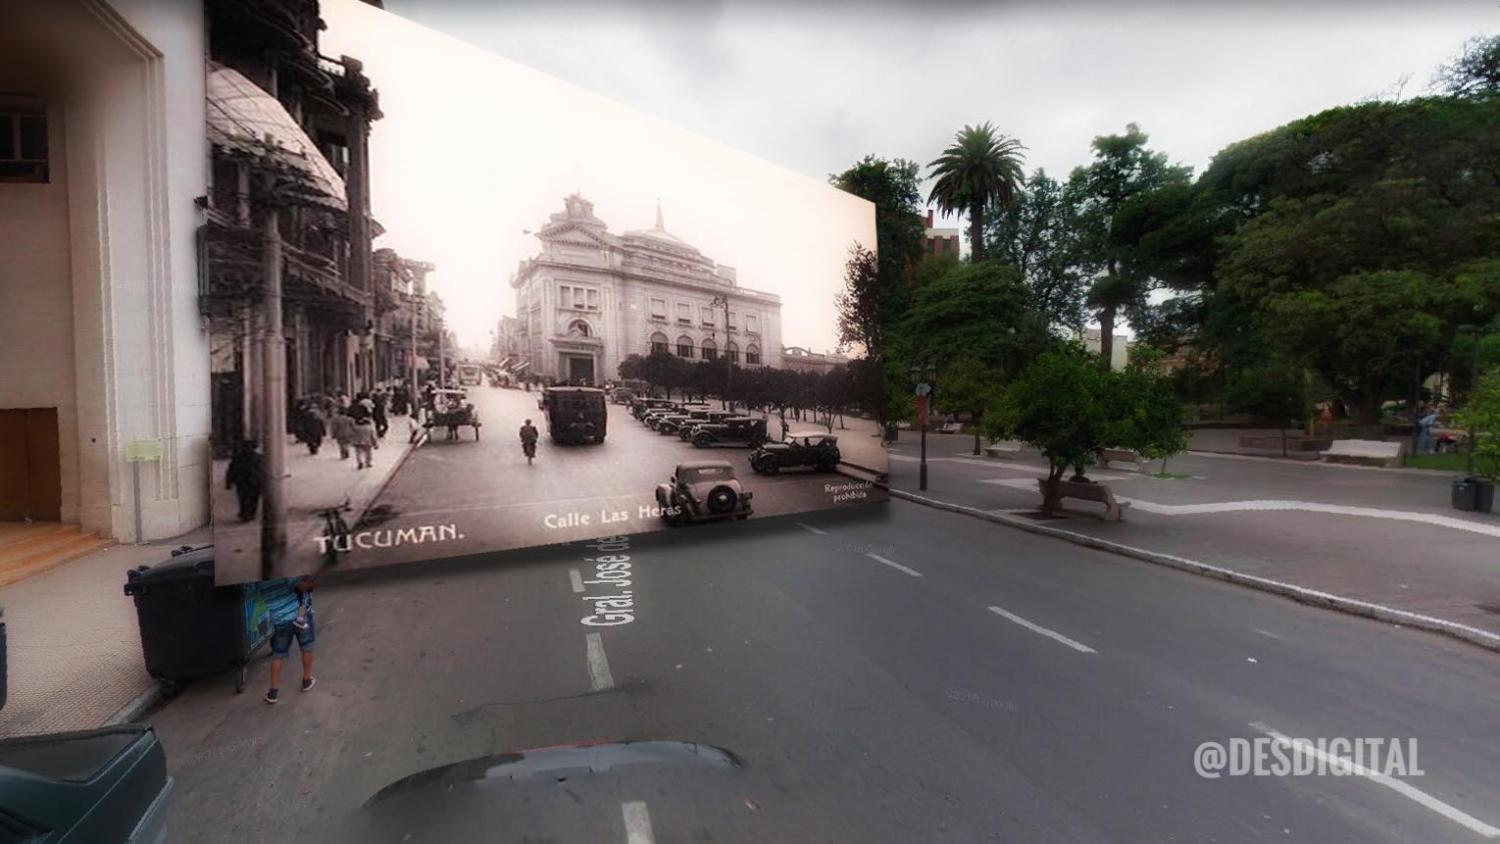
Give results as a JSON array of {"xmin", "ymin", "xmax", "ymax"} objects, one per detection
[
  {"xmin": 711, "ymin": 295, "xmax": 731, "ymax": 411},
  {"xmin": 910, "ymin": 360, "xmax": 936, "ymax": 491}
]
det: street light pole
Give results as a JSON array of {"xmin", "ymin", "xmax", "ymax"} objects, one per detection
[
  {"xmin": 911, "ymin": 360, "xmax": 935, "ymax": 492},
  {"xmin": 259, "ymin": 193, "xmax": 287, "ymax": 582},
  {"xmin": 711, "ymin": 295, "xmax": 731, "ymax": 411}
]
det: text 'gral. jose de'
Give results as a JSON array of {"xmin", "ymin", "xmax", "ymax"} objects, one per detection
[{"xmin": 580, "ymin": 535, "xmax": 636, "ymax": 627}]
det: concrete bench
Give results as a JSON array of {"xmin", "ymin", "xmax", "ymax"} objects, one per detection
[
  {"xmin": 1321, "ymin": 439, "xmax": 1405, "ymax": 468},
  {"xmin": 1099, "ymin": 448, "xmax": 1148, "ymax": 473},
  {"xmin": 983, "ymin": 440, "xmax": 1024, "ymax": 459},
  {"xmin": 1039, "ymin": 478, "xmax": 1130, "ymax": 521},
  {"xmin": 938, "ymin": 422, "xmax": 963, "ymax": 434}
]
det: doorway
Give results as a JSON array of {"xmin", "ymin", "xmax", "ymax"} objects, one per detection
[
  {"xmin": 567, "ymin": 355, "xmax": 595, "ymax": 386},
  {"xmin": 0, "ymin": 408, "xmax": 62, "ymax": 521}
]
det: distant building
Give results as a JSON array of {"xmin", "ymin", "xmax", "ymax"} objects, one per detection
[
  {"xmin": 510, "ymin": 195, "xmax": 783, "ymax": 385},
  {"xmin": 781, "ymin": 346, "xmax": 850, "ymax": 376},
  {"xmin": 922, "ymin": 210, "xmax": 961, "ymax": 257},
  {"xmin": 1081, "ymin": 327, "xmax": 1131, "ymax": 371},
  {"xmin": 372, "ymin": 247, "xmax": 436, "ymax": 385}
]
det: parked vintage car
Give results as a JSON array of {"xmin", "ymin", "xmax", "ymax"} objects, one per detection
[
  {"xmin": 679, "ymin": 409, "xmax": 734, "ymax": 441},
  {"xmin": 691, "ymin": 416, "xmax": 768, "ymax": 448},
  {"xmin": 632, "ymin": 398, "xmax": 675, "ymax": 420},
  {"xmin": 640, "ymin": 405, "xmax": 680, "ymax": 426},
  {"xmin": 751, "ymin": 431, "xmax": 841, "ymax": 474},
  {"xmin": 654, "ymin": 413, "xmax": 697, "ymax": 436},
  {"xmin": 421, "ymin": 388, "xmax": 481, "ymax": 441},
  {"xmin": 655, "ymin": 460, "xmax": 753, "ymax": 524}
]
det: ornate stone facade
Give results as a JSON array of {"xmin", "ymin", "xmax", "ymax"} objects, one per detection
[{"xmin": 510, "ymin": 195, "xmax": 783, "ymax": 385}]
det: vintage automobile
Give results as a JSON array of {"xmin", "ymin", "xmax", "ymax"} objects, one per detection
[
  {"xmin": 655, "ymin": 460, "xmax": 753, "ymax": 524},
  {"xmin": 690, "ymin": 416, "xmax": 768, "ymax": 448},
  {"xmin": 421, "ymin": 388, "xmax": 481, "ymax": 441},
  {"xmin": 642, "ymin": 405, "xmax": 686, "ymax": 428},
  {"xmin": 678, "ymin": 409, "xmax": 734, "ymax": 441},
  {"xmin": 654, "ymin": 413, "xmax": 697, "ymax": 436},
  {"xmin": 541, "ymin": 386, "xmax": 608, "ymax": 444},
  {"xmin": 632, "ymin": 398, "xmax": 676, "ymax": 420},
  {"xmin": 751, "ymin": 431, "xmax": 842, "ymax": 474}
]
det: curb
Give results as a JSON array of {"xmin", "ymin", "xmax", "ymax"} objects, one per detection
[
  {"xmin": 882, "ymin": 486, "xmax": 1500, "ymax": 655},
  {"xmin": 104, "ymin": 681, "xmax": 164, "ymax": 726},
  {"xmin": 354, "ymin": 430, "xmax": 422, "ymax": 529}
]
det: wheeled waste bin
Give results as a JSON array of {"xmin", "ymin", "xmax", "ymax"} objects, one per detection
[{"xmin": 123, "ymin": 546, "xmax": 273, "ymax": 693}]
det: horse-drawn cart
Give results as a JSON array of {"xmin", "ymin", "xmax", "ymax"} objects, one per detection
[{"xmin": 417, "ymin": 387, "xmax": 482, "ymax": 442}]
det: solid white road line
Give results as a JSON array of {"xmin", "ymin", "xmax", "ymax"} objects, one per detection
[
  {"xmin": 586, "ymin": 633, "xmax": 615, "ymax": 691},
  {"xmin": 569, "ymin": 568, "xmax": 585, "ymax": 593},
  {"xmin": 795, "ymin": 521, "xmax": 829, "ymax": 535},
  {"xmin": 987, "ymin": 606, "xmax": 1096, "ymax": 654},
  {"xmin": 1250, "ymin": 722, "xmax": 1500, "ymax": 839},
  {"xmin": 622, "ymin": 801, "xmax": 655, "ymax": 844},
  {"xmin": 866, "ymin": 552, "xmax": 922, "ymax": 577}
]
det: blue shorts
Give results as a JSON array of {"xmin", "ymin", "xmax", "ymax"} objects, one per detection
[{"xmin": 269, "ymin": 614, "xmax": 315, "ymax": 656}]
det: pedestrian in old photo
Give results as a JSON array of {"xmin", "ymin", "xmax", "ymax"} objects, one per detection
[
  {"xmin": 293, "ymin": 400, "xmax": 326, "ymax": 455},
  {"xmin": 352, "ymin": 414, "xmax": 378, "ymax": 469},
  {"xmin": 519, "ymin": 417, "xmax": 539, "ymax": 465},
  {"xmin": 225, "ymin": 439, "xmax": 263, "ymax": 522},
  {"xmin": 373, "ymin": 388, "xmax": 389, "ymax": 439},
  {"xmin": 329, "ymin": 408, "xmax": 356, "ymax": 460},
  {"xmin": 263, "ymin": 574, "xmax": 316, "ymax": 704}
]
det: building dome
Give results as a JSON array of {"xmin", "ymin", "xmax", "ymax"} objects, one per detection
[{"xmin": 623, "ymin": 202, "xmax": 700, "ymax": 254}]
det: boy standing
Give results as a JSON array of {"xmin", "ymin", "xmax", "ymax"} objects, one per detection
[{"xmin": 263, "ymin": 575, "xmax": 315, "ymax": 704}]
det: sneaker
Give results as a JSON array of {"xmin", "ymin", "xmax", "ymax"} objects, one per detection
[
  {"xmin": 301, "ymin": 676, "xmax": 316, "ymax": 692},
  {"xmin": 264, "ymin": 688, "xmax": 279, "ymax": 704}
]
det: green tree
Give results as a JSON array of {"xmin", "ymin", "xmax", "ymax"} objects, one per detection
[
  {"xmin": 986, "ymin": 169, "xmax": 1088, "ymax": 330},
  {"xmin": 1434, "ymin": 34, "xmax": 1500, "ymax": 99},
  {"xmin": 936, "ymin": 356, "xmax": 1005, "ymax": 455},
  {"xmin": 1069, "ymin": 123, "xmax": 1192, "ymax": 368},
  {"xmin": 1456, "ymin": 367, "xmax": 1500, "ymax": 480},
  {"xmin": 897, "ymin": 260, "xmax": 1036, "ymax": 372},
  {"xmin": 1221, "ymin": 358, "xmax": 1313, "ymax": 456},
  {"xmin": 830, "ymin": 155, "xmax": 926, "ymax": 330},
  {"xmin": 927, "ymin": 122, "xmax": 1026, "ymax": 261}
]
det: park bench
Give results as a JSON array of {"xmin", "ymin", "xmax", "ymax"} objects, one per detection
[
  {"xmin": 983, "ymin": 440, "xmax": 1024, "ymax": 459},
  {"xmin": 1099, "ymin": 447, "xmax": 1148, "ymax": 473},
  {"xmin": 1038, "ymin": 478, "xmax": 1131, "ymax": 521},
  {"xmin": 938, "ymin": 422, "xmax": 963, "ymax": 434},
  {"xmin": 1321, "ymin": 439, "xmax": 1405, "ymax": 468}
]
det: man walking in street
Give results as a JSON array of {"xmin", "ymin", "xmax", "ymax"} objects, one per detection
[
  {"xmin": 225, "ymin": 440, "xmax": 263, "ymax": 522},
  {"xmin": 263, "ymin": 575, "xmax": 316, "ymax": 704},
  {"xmin": 373, "ymin": 389, "xmax": 389, "ymax": 439},
  {"xmin": 519, "ymin": 418, "xmax": 539, "ymax": 465},
  {"xmin": 352, "ymin": 414, "xmax": 378, "ymax": 469},
  {"xmin": 329, "ymin": 409, "xmax": 355, "ymax": 460}
]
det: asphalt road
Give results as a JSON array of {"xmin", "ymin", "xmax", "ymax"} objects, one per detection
[
  {"xmin": 335, "ymin": 385, "xmax": 880, "ymax": 573},
  {"xmin": 145, "ymin": 498, "xmax": 1500, "ymax": 843}
]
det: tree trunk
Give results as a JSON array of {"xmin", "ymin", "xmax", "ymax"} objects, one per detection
[
  {"xmin": 1098, "ymin": 302, "xmax": 1117, "ymax": 371},
  {"xmin": 973, "ymin": 422, "xmax": 982, "ymax": 456},
  {"xmin": 969, "ymin": 198, "xmax": 985, "ymax": 262},
  {"xmin": 1041, "ymin": 463, "xmax": 1065, "ymax": 515}
]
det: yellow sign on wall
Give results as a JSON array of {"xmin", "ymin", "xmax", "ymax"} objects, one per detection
[{"xmin": 126, "ymin": 439, "xmax": 164, "ymax": 463}]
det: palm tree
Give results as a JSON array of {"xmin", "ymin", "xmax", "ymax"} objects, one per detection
[{"xmin": 927, "ymin": 123, "xmax": 1026, "ymax": 262}]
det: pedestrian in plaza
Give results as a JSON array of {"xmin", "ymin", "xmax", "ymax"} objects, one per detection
[
  {"xmin": 351, "ymin": 414, "xmax": 378, "ymax": 469},
  {"xmin": 519, "ymin": 418, "xmax": 539, "ymax": 465},
  {"xmin": 263, "ymin": 574, "xmax": 316, "ymax": 704},
  {"xmin": 328, "ymin": 408, "xmax": 356, "ymax": 460},
  {"xmin": 373, "ymin": 389, "xmax": 389, "ymax": 439},
  {"xmin": 225, "ymin": 439, "xmax": 263, "ymax": 522},
  {"xmin": 1418, "ymin": 403, "xmax": 1440, "ymax": 454},
  {"xmin": 336, "ymin": 391, "xmax": 350, "ymax": 412}
]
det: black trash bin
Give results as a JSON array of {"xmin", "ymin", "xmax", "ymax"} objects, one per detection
[
  {"xmin": 885, "ymin": 423, "xmax": 899, "ymax": 442},
  {"xmin": 123, "ymin": 546, "xmax": 272, "ymax": 694},
  {"xmin": 1451, "ymin": 477, "xmax": 1495, "ymax": 512}
]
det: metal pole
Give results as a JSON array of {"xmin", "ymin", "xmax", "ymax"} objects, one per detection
[
  {"xmin": 131, "ymin": 461, "xmax": 144, "ymax": 545},
  {"xmin": 260, "ymin": 201, "xmax": 287, "ymax": 581},
  {"xmin": 438, "ymin": 322, "xmax": 446, "ymax": 390},
  {"xmin": 919, "ymin": 395, "xmax": 928, "ymax": 491},
  {"xmin": 409, "ymin": 297, "xmax": 419, "ymax": 419},
  {"xmin": 1469, "ymin": 332, "xmax": 1482, "ymax": 477}
]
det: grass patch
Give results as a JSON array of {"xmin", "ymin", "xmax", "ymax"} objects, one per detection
[{"xmin": 1406, "ymin": 453, "xmax": 1471, "ymax": 472}]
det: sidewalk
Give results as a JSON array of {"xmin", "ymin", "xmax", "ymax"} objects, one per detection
[
  {"xmin": 211, "ymin": 412, "xmax": 419, "ymax": 581},
  {"xmin": 0, "ymin": 528, "xmax": 209, "ymax": 738},
  {"xmin": 884, "ymin": 443, "xmax": 1500, "ymax": 649}
]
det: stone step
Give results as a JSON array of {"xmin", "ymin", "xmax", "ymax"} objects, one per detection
[
  {"xmin": 0, "ymin": 530, "xmax": 114, "ymax": 588},
  {"xmin": 0, "ymin": 522, "xmax": 81, "ymax": 555}
]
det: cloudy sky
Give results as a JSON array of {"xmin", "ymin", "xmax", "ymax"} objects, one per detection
[
  {"xmin": 382, "ymin": 0, "xmax": 1493, "ymax": 219},
  {"xmin": 354, "ymin": 0, "xmax": 1493, "ymax": 348}
]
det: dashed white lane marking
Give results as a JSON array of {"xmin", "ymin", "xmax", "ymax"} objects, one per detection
[
  {"xmin": 569, "ymin": 568, "xmax": 585, "ymax": 593},
  {"xmin": 795, "ymin": 521, "xmax": 828, "ymax": 535},
  {"xmin": 866, "ymin": 552, "xmax": 922, "ymax": 577},
  {"xmin": 987, "ymin": 606, "xmax": 1096, "ymax": 654},
  {"xmin": 622, "ymin": 801, "xmax": 655, "ymax": 844},
  {"xmin": 1250, "ymin": 722, "xmax": 1500, "ymax": 839},
  {"xmin": 586, "ymin": 633, "xmax": 615, "ymax": 691},
  {"xmin": 1252, "ymin": 628, "xmax": 1282, "ymax": 640},
  {"xmin": 976, "ymin": 478, "xmax": 1500, "ymax": 539}
]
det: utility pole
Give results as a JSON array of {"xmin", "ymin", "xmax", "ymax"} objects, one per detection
[
  {"xmin": 408, "ymin": 294, "xmax": 420, "ymax": 418},
  {"xmin": 712, "ymin": 295, "xmax": 731, "ymax": 411},
  {"xmin": 259, "ymin": 190, "xmax": 287, "ymax": 581}
]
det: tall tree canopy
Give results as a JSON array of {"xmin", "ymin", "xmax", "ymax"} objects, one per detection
[
  {"xmin": 986, "ymin": 168, "xmax": 1088, "ymax": 331},
  {"xmin": 830, "ymin": 155, "xmax": 926, "ymax": 340},
  {"xmin": 1068, "ymin": 123, "xmax": 1192, "ymax": 369},
  {"xmin": 927, "ymin": 122, "xmax": 1026, "ymax": 261}
]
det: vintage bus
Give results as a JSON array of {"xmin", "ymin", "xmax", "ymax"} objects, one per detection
[
  {"xmin": 455, "ymin": 362, "xmax": 484, "ymax": 387},
  {"xmin": 539, "ymin": 386, "xmax": 608, "ymax": 444}
]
